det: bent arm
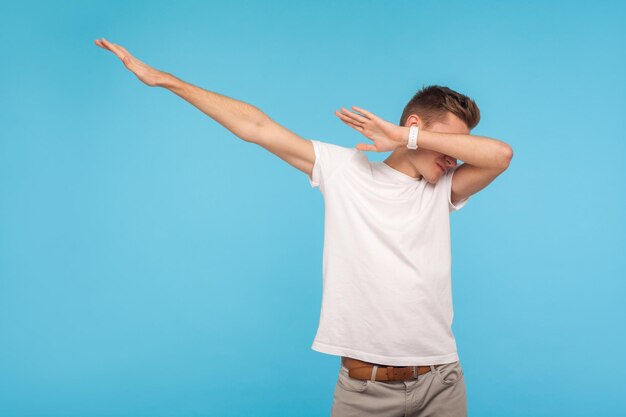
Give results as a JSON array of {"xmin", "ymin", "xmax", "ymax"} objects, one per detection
[
  {"xmin": 402, "ymin": 128, "xmax": 514, "ymax": 203},
  {"xmin": 397, "ymin": 127, "xmax": 513, "ymax": 169}
]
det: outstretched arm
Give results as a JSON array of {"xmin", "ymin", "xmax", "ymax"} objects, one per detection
[{"xmin": 94, "ymin": 38, "xmax": 316, "ymax": 177}]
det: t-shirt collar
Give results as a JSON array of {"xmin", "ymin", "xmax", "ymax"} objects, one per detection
[{"xmin": 380, "ymin": 161, "xmax": 421, "ymax": 182}]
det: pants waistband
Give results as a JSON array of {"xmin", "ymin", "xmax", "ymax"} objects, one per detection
[{"xmin": 341, "ymin": 356, "xmax": 447, "ymax": 382}]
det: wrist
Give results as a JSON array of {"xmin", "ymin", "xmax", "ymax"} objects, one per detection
[
  {"xmin": 396, "ymin": 126, "xmax": 410, "ymax": 147},
  {"xmin": 155, "ymin": 72, "xmax": 179, "ymax": 89}
]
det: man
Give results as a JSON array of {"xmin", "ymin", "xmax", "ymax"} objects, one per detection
[{"xmin": 96, "ymin": 37, "xmax": 513, "ymax": 416}]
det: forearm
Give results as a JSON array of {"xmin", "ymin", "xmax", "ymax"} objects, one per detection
[
  {"xmin": 157, "ymin": 72, "xmax": 268, "ymax": 141},
  {"xmin": 397, "ymin": 127, "xmax": 513, "ymax": 169}
]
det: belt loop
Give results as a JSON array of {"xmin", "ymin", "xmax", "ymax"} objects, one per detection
[
  {"xmin": 370, "ymin": 365, "xmax": 378, "ymax": 381},
  {"xmin": 412, "ymin": 366, "xmax": 417, "ymax": 379},
  {"xmin": 430, "ymin": 365, "xmax": 436, "ymax": 374}
]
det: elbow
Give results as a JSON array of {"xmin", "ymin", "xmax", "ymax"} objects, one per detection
[
  {"xmin": 497, "ymin": 144, "xmax": 514, "ymax": 170},
  {"xmin": 240, "ymin": 113, "xmax": 270, "ymax": 144},
  {"xmin": 255, "ymin": 112, "xmax": 271, "ymax": 131}
]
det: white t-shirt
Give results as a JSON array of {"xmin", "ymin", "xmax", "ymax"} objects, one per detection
[{"xmin": 307, "ymin": 140, "xmax": 470, "ymax": 366}]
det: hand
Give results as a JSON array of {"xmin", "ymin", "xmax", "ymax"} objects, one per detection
[
  {"xmin": 94, "ymin": 38, "xmax": 167, "ymax": 87},
  {"xmin": 335, "ymin": 106, "xmax": 405, "ymax": 152}
]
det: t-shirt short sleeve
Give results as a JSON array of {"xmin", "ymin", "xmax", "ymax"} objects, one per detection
[
  {"xmin": 445, "ymin": 165, "xmax": 470, "ymax": 212},
  {"xmin": 308, "ymin": 140, "xmax": 358, "ymax": 189}
]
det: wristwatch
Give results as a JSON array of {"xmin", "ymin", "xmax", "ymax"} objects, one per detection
[{"xmin": 407, "ymin": 125, "xmax": 419, "ymax": 150}]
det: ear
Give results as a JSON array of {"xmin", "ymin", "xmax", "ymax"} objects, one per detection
[{"xmin": 405, "ymin": 114, "xmax": 423, "ymax": 128}]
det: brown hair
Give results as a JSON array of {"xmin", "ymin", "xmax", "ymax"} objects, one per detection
[{"xmin": 399, "ymin": 85, "xmax": 480, "ymax": 130}]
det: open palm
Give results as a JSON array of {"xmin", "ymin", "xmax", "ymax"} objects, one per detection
[
  {"xmin": 94, "ymin": 38, "xmax": 166, "ymax": 87},
  {"xmin": 335, "ymin": 106, "xmax": 404, "ymax": 152}
]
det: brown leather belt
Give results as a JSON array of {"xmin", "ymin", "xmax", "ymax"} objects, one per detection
[{"xmin": 342, "ymin": 356, "xmax": 440, "ymax": 382}]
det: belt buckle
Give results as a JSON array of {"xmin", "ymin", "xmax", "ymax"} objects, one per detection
[{"xmin": 386, "ymin": 366, "xmax": 414, "ymax": 381}]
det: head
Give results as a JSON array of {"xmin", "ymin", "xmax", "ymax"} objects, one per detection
[{"xmin": 393, "ymin": 85, "xmax": 481, "ymax": 184}]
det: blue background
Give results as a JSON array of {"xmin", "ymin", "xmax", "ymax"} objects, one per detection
[{"xmin": 1, "ymin": 1, "xmax": 625, "ymax": 416}]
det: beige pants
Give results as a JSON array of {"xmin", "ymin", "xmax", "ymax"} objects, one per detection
[{"xmin": 330, "ymin": 360, "xmax": 467, "ymax": 417}]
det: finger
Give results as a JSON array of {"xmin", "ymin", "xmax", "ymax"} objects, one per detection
[
  {"xmin": 356, "ymin": 143, "xmax": 377, "ymax": 151},
  {"xmin": 352, "ymin": 106, "xmax": 376, "ymax": 119},
  {"xmin": 98, "ymin": 38, "xmax": 117, "ymax": 54},
  {"xmin": 340, "ymin": 107, "xmax": 369, "ymax": 124},
  {"xmin": 340, "ymin": 118, "xmax": 364, "ymax": 132},
  {"xmin": 335, "ymin": 111, "xmax": 364, "ymax": 127},
  {"xmin": 95, "ymin": 39, "xmax": 111, "ymax": 51},
  {"xmin": 116, "ymin": 44, "xmax": 132, "ymax": 57},
  {"xmin": 97, "ymin": 37, "xmax": 112, "ymax": 50},
  {"xmin": 101, "ymin": 38, "xmax": 126, "ymax": 60}
]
